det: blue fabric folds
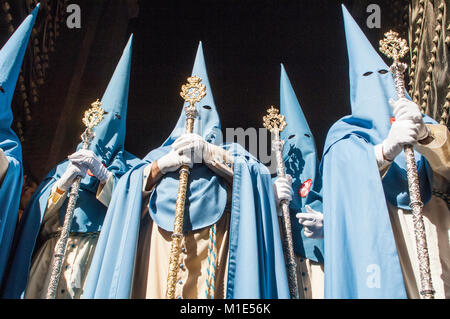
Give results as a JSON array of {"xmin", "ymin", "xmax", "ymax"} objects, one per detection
[
  {"xmin": 82, "ymin": 144, "xmax": 290, "ymax": 299},
  {"xmin": 1, "ymin": 35, "xmax": 139, "ymax": 298},
  {"xmin": 0, "ymin": 5, "xmax": 39, "ymax": 287}
]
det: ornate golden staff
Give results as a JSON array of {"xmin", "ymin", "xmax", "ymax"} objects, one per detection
[
  {"xmin": 380, "ymin": 31, "xmax": 434, "ymax": 299},
  {"xmin": 46, "ymin": 100, "xmax": 105, "ymax": 299},
  {"xmin": 263, "ymin": 106, "xmax": 300, "ymax": 299},
  {"xmin": 165, "ymin": 76, "xmax": 206, "ymax": 299}
]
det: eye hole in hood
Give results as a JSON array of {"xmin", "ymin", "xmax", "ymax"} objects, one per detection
[
  {"xmin": 0, "ymin": 85, "xmax": 5, "ymax": 93},
  {"xmin": 203, "ymin": 105, "xmax": 212, "ymax": 110},
  {"xmin": 363, "ymin": 71, "xmax": 373, "ymax": 76},
  {"xmin": 288, "ymin": 134, "xmax": 296, "ymax": 140},
  {"xmin": 378, "ymin": 69, "xmax": 388, "ymax": 74}
]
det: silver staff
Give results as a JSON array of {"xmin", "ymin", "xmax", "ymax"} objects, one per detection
[
  {"xmin": 46, "ymin": 99, "xmax": 105, "ymax": 299},
  {"xmin": 380, "ymin": 31, "xmax": 434, "ymax": 299},
  {"xmin": 263, "ymin": 106, "xmax": 300, "ymax": 299}
]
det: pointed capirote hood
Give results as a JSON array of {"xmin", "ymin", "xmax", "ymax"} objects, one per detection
[
  {"xmin": 321, "ymin": 6, "xmax": 435, "ymax": 214},
  {"xmin": 162, "ymin": 41, "xmax": 222, "ymax": 147},
  {"xmin": 0, "ymin": 4, "xmax": 40, "ymax": 129},
  {"xmin": 86, "ymin": 34, "xmax": 133, "ymax": 165},
  {"xmin": 279, "ymin": 64, "xmax": 323, "ymax": 263},
  {"xmin": 342, "ymin": 4, "xmax": 400, "ymax": 140},
  {"xmin": 280, "ymin": 64, "xmax": 315, "ymax": 152}
]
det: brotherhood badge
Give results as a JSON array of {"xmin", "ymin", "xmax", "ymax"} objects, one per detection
[{"xmin": 298, "ymin": 179, "xmax": 312, "ymax": 198}]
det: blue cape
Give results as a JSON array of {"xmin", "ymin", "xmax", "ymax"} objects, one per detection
[
  {"xmin": 321, "ymin": 6, "xmax": 435, "ymax": 299},
  {"xmin": 0, "ymin": 36, "xmax": 140, "ymax": 299},
  {"xmin": 279, "ymin": 64, "xmax": 324, "ymax": 263},
  {"xmin": 82, "ymin": 143, "xmax": 290, "ymax": 299},
  {"xmin": 0, "ymin": 5, "xmax": 39, "ymax": 286}
]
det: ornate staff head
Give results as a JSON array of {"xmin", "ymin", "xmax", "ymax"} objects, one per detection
[
  {"xmin": 82, "ymin": 99, "xmax": 105, "ymax": 129},
  {"xmin": 379, "ymin": 30, "xmax": 410, "ymax": 99},
  {"xmin": 263, "ymin": 106, "xmax": 287, "ymax": 134},
  {"xmin": 379, "ymin": 30, "xmax": 409, "ymax": 64},
  {"xmin": 379, "ymin": 30, "xmax": 409, "ymax": 76},
  {"xmin": 180, "ymin": 76, "xmax": 207, "ymax": 120},
  {"xmin": 81, "ymin": 99, "xmax": 105, "ymax": 145}
]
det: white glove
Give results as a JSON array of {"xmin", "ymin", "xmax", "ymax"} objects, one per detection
[
  {"xmin": 273, "ymin": 175, "xmax": 293, "ymax": 216},
  {"xmin": 389, "ymin": 98, "xmax": 428, "ymax": 140},
  {"xmin": 381, "ymin": 120, "xmax": 419, "ymax": 161},
  {"xmin": 56, "ymin": 162, "xmax": 87, "ymax": 191},
  {"xmin": 172, "ymin": 133, "xmax": 205, "ymax": 164},
  {"xmin": 157, "ymin": 149, "xmax": 194, "ymax": 175},
  {"xmin": 296, "ymin": 205, "xmax": 324, "ymax": 239},
  {"xmin": 172, "ymin": 133, "xmax": 232, "ymax": 166},
  {"xmin": 68, "ymin": 149, "xmax": 110, "ymax": 183}
]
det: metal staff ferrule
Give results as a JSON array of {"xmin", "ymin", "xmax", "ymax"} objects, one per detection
[
  {"xmin": 380, "ymin": 30, "xmax": 435, "ymax": 299},
  {"xmin": 179, "ymin": 167, "xmax": 191, "ymax": 175},
  {"xmin": 171, "ymin": 233, "xmax": 183, "ymax": 239}
]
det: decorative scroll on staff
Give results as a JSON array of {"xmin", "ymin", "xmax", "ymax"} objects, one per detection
[
  {"xmin": 166, "ymin": 76, "xmax": 207, "ymax": 299},
  {"xmin": 379, "ymin": 30, "xmax": 435, "ymax": 299},
  {"xmin": 46, "ymin": 99, "xmax": 105, "ymax": 299},
  {"xmin": 263, "ymin": 106, "xmax": 300, "ymax": 299}
]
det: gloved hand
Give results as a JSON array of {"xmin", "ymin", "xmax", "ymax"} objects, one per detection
[
  {"xmin": 273, "ymin": 175, "xmax": 293, "ymax": 216},
  {"xmin": 68, "ymin": 149, "xmax": 110, "ymax": 183},
  {"xmin": 296, "ymin": 205, "xmax": 324, "ymax": 239},
  {"xmin": 172, "ymin": 133, "xmax": 233, "ymax": 166},
  {"xmin": 157, "ymin": 149, "xmax": 194, "ymax": 175},
  {"xmin": 381, "ymin": 120, "xmax": 419, "ymax": 161},
  {"xmin": 389, "ymin": 98, "xmax": 428, "ymax": 140},
  {"xmin": 172, "ymin": 133, "xmax": 205, "ymax": 164},
  {"xmin": 56, "ymin": 162, "xmax": 87, "ymax": 191}
]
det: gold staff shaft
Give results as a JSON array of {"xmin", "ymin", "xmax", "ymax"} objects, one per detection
[
  {"xmin": 263, "ymin": 106, "xmax": 300, "ymax": 299},
  {"xmin": 46, "ymin": 100, "xmax": 105, "ymax": 299},
  {"xmin": 380, "ymin": 31, "xmax": 434, "ymax": 299},
  {"xmin": 166, "ymin": 77, "xmax": 206, "ymax": 299}
]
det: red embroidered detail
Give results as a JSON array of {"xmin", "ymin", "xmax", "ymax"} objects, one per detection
[
  {"xmin": 298, "ymin": 179, "xmax": 312, "ymax": 198},
  {"xmin": 390, "ymin": 117, "xmax": 396, "ymax": 125}
]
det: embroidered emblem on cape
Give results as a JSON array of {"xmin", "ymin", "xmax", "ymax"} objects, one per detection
[{"xmin": 298, "ymin": 179, "xmax": 312, "ymax": 198}]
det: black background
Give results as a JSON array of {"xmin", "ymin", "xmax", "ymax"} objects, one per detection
[{"xmin": 123, "ymin": 0, "xmax": 389, "ymax": 159}]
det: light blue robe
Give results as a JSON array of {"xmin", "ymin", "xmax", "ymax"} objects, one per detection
[
  {"xmin": 0, "ymin": 5, "xmax": 39, "ymax": 287},
  {"xmin": 82, "ymin": 144, "xmax": 289, "ymax": 299},
  {"xmin": 1, "ymin": 35, "xmax": 140, "ymax": 298},
  {"xmin": 322, "ymin": 6, "xmax": 434, "ymax": 299}
]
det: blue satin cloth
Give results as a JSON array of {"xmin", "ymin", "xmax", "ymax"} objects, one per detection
[
  {"xmin": 0, "ymin": 5, "xmax": 39, "ymax": 287},
  {"xmin": 279, "ymin": 64, "xmax": 324, "ymax": 263},
  {"xmin": 321, "ymin": 6, "xmax": 435, "ymax": 299},
  {"xmin": 1, "ymin": 35, "xmax": 140, "ymax": 299},
  {"xmin": 82, "ymin": 143, "xmax": 290, "ymax": 299}
]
